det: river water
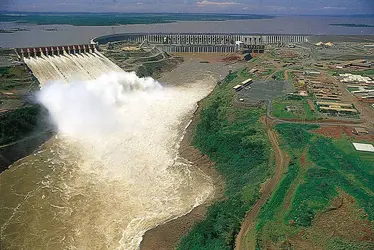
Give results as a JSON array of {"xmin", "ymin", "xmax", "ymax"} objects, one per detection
[
  {"xmin": 0, "ymin": 53, "xmax": 240, "ymax": 249},
  {"xmin": 0, "ymin": 16, "xmax": 374, "ymax": 48}
]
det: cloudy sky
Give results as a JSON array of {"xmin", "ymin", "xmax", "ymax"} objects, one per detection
[{"xmin": 1, "ymin": 0, "xmax": 374, "ymax": 15}]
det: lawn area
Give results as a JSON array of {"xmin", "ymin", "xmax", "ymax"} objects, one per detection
[
  {"xmin": 347, "ymin": 86, "xmax": 360, "ymax": 92},
  {"xmin": 272, "ymin": 70, "xmax": 285, "ymax": 81},
  {"xmin": 260, "ymin": 68, "xmax": 274, "ymax": 77},
  {"xmin": 254, "ymin": 124, "xmax": 374, "ymax": 249},
  {"xmin": 271, "ymin": 96, "xmax": 319, "ymax": 120},
  {"xmin": 178, "ymin": 69, "xmax": 274, "ymax": 250}
]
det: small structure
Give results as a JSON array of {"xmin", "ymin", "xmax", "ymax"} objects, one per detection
[
  {"xmin": 233, "ymin": 85, "xmax": 243, "ymax": 92},
  {"xmin": 352, "ymin": 143, "xmax": 374, "ymax": 152},
  {"xmin": 285, "ymin": 106, "xmax": 298, "ymax": 112},
  {"xmin": 304, "ymin": 71, "xmax": 321, "ymax": 76},
  {"xmin": 316, "ymin": 101, "xmax": 358, "ymax": 114},
  {"xmin": 235, "ymin": 41, "xmax": 244, "ymax": 50},
  {"xmin": 353, "ymin": 128, "xmax": 369, "ymax": 135},
  {"xmin": 241, "ymin": 78, "xmax": 253, "ymax": 87},
  {"xmin": 325, "ymin": 42, "xmax": 334, "ymax": 47}
]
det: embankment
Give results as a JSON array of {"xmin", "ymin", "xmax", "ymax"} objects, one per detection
[
  {"xmin": 0, "ymin": 105, "xmax": 53, "ymax": 173},
  {"xmin": 141, "ymin": 68, "xmax": 274, "ymax": 249}
]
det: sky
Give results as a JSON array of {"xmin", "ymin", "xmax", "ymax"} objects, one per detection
[{"xmin": 1, "ymin": 0, "xmax": 374, "ymax": 15}]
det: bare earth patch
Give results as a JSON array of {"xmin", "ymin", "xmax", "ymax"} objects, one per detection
[{"xmin": 289, "ymin": 192, "xmax": 374, "ymax": 249}]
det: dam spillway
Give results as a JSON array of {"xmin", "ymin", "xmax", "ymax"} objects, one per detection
[
  {"xmin": 17, "ymin": 44, "xmax": 123, "ymax": 85},
  {"xmin": 4, "ymin": 41, "xmax": 219, "ymax": 249}
]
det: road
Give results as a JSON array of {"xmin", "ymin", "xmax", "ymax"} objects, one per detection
[
  {"xmin": 235, "ymin": 120, "xmax": 286, "ymax": 250},
  {"xmin": 235, "ymin": 100, "xmax": 373, "ymax": 250}
]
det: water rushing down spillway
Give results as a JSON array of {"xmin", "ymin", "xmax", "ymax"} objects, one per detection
[
  {"xmin": 0, "ymin": 53, "xmax": 215, "ymax": 249},
  {"xmin": 24, "ymin": 52, "xmax": 124, "ymax": 85}
]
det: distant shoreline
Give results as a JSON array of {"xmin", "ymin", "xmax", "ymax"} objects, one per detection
[
  {"xmin": 0, "ymin": 13, "xmax": 274, "ymax": 27},
  {"xmin": 330, "ymin": 23, "xmax": 374, "ymax": 28}
]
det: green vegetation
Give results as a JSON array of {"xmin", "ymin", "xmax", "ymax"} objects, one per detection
[
  {"xmin": 330, "ymin": 23, "xmax": 374, "ymax": 28},
  {"xmin": 0, "ymin": 105, "xmax": 50, "ymax": 146},
  {"xmin": 260, "ymin": 68, "xmax": 273, "ymax": 77},
  {"xmin": 0, "ymin": 66, "xmax": 38, "ymax": 92},
  {"xmin": 178, "ymin": 70, "xmax": 273, "ymax": 249},
  {"xmin": 0, "ymin": 13, "xmax": 273, "ymax": 26},
  {"xmin": 347, "ymin": 86, "xmax": 360, "ymax": 92},
  {"xmin": 271, "ymin": 96, "xmax": 319, "ymax": 120},
  {"xmin": 272, "ymin": 70, "xmax": 285, "ymax": 81},
  {"xmin": 255, "ymin": 124, "xmax": 374, "ymax": 249},
  {"xmin": 355, "ymin": 69, "xmax": 374, "ymax": 77}
]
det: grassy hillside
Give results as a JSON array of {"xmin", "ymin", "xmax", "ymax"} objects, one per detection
[
  {"xmin": 255, "ymin": 124, "xmax": 374, "ymax": 249},
  {"xmin": 178, "ymin": 70, "xmax": 273, "ymax": 249}
]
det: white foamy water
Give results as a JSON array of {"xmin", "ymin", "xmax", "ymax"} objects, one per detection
[{"xmin": 0, "ymin": 53, "xmax": 215, "ymax": 249}]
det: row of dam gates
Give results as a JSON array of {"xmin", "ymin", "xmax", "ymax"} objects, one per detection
[
  {"xmin": 93, "ymin": 33, "xmax": 309, "ymax": 53},
  {"xmin": 15, "ymin": 33, "xmax": 310, "ymax": 59}
]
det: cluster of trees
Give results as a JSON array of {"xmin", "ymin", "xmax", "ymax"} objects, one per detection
[{"xmin": 0, "ymin": 105, "xmax": 51, "ymax": 145}]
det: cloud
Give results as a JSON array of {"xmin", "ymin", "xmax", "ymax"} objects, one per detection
[{"xmin": 196, "ymin": 0, "xmax": 240, "ymax": 7}]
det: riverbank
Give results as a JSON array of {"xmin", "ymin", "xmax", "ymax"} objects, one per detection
[
  {"xmin": 139, "ymin": 98, "xmax": 225, "ymax": 250},
  {"xmin": 139, "ymin": 55, "xmax": 245, "ymax": 249}
]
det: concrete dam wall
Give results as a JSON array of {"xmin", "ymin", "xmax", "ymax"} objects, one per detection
[
  {"xmin": 93, "ymin": 33, "xmax": 308, "ymax": 53},
  {"xmin": 17, "ymin": 45, "xmax": 123, "ymax": 85},
  {"xmin": 93, "ymin": 33, "xmax": 308, "ymax": 45}
]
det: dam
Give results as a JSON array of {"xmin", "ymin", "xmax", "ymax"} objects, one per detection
[
  {"xmin": 92, "ymin": 33, "xmax": 309, "ymax": 53},
  {"xmin": 16, "ymin": 44, "xmax": 123, "ymax": 85},
  {"xmin": 3, "ymin": 35, "xmax": 222, "ymax": 250}
]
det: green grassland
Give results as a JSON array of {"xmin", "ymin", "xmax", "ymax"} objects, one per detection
[
  {"xmin": 178, "ymin": 70, "xmax": 274, "ymax": 249},
  {"xmin": 0, "ymin": 105, "xmax": 51, "ymax": 146},
  {"xmin": 272, "ymin": 70, "xmax": 285, "ymax": 81},
  {"xmin": 254, "ymin": 124, "xmax": 374, "ymax": 249},
  {"xmin": 0, "ymin": 65, "xmax": 48, "ymax": 146},
  {"xmin": 271, "ymin": 96, "xmax": 319, "ymax": 120},
  {"xmin": 0, "ymin": 65, "xmax": 38, "ymax": 92}
]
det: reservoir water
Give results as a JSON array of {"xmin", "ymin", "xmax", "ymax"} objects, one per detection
[{"xmin": 0, "ymin": 16, "xmax": 374, "ymax": 48}]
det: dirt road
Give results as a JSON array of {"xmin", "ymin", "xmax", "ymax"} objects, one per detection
[{"xmin": 235, "ymin": 125, "xmax": 286, "ymax": 250}]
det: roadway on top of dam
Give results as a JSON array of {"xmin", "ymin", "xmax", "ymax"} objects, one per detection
[{"xmin": 1, "ymin": 15, "xmax": 374, "ymax": 48}]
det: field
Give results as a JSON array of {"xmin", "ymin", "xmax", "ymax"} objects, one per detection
[
  {"xmin": 271, "ymin": 96, "xmax": 319, "ymax": 120},
  {"xmin": 0, "ymin": 63, "xmax": 50, "ymax": 147},
  {"xmin": 254, "ymin": 124, "xmax": 374, "ymax": 249},
  {"xmin": 178, "ymin": 69, "xmax": 274, "ymax": 250},
  {"xmin": 0, "ymin": 13, "xmax": 273, "ymax": 26}
]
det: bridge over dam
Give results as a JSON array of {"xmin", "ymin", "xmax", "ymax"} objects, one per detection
[{"xmin": 92, "ymin": 33, "xmax": 309, "ymax": 53}]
